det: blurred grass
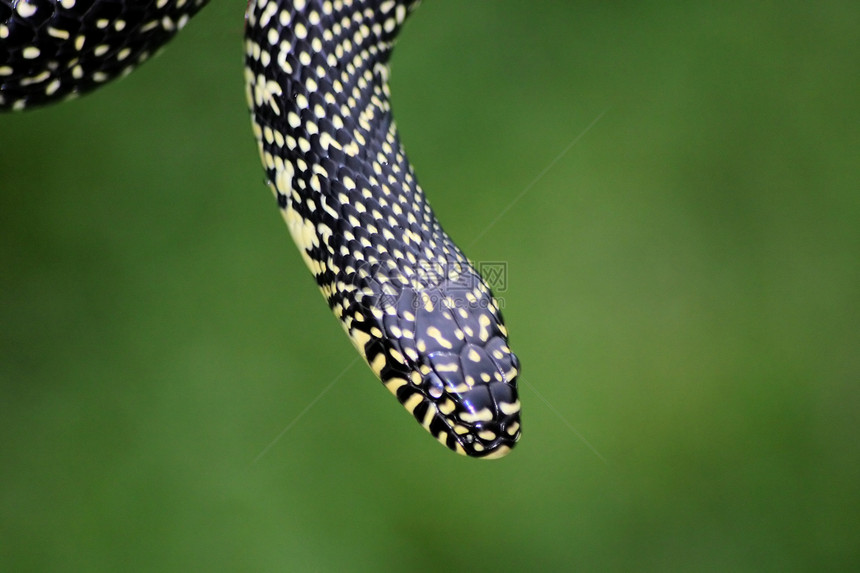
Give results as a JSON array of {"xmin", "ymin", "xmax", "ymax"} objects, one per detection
[{"xmin": 1, "ymin": 1, "xmax": 858, "ymax": 570}]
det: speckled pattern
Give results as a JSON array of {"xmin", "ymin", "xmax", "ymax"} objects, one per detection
[
  {"xmin": 0, "ymin": 0, "xmax": 207, "ymax": 110},
  {"xmin": 245, "ymin": 0, "xmax": 520, "ymax": 457},
  {"xmin": 1, "ymin": 0, "xmax": 521, "ymax": 458}
]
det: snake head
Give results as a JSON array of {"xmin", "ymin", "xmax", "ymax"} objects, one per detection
[{"xmin": 347, "ymin": 266, "xmax": 522, "ymax": 459}]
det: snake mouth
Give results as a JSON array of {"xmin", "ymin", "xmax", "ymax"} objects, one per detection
[
  {"xmin": 341, "ymin": 278, "xmax": 522, "ymax": 458},
  {"xmin": 376, "ymin": 343, "xmax": 522, "ymax": 458},
  {"xmin": 374, "ymin": 358, "xmax": 522, "ymax": 458},
  {"xmin": 434, "ymin": 376, "xmax": 522, "ymax": 458},
  {"xmin": 415, "ymin": 383, "xmax": 522, "ymax": 458},
  {"xmin": 345, "ymin": 278, "xmax": 521, "ymax": 458}
]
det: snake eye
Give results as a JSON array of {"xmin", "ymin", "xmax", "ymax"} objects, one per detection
[{"xmin": 425, "ymin": 372, "xmax": 445, "ymax": 399}]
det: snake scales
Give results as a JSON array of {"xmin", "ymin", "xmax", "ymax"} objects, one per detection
[{"xmin": 1, "ymin": 0, "xmax": 521, "ymax": 458}]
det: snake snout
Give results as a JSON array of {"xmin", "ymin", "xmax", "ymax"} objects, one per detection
[
  {"xmin": 452, "ymin": 379, "xmax": 522, "ymax": 458},
  {"xmin": 416, "ymin": 331, "xmax": 521, "ymax": 457}
]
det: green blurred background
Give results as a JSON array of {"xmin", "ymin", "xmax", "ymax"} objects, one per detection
[{"xmin": 2, "ymin": 1, "xmax": 858, "ymax": 570}]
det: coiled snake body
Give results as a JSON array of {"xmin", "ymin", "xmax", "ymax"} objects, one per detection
[{"xmin": 2, "ymin": 0, "xmax": 522, "ymax": 458}]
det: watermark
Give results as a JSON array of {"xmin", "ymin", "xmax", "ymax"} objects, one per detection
[
  {"xmin": 477, "ymin": 261, "xmax": 508, "ymax": 292},
  {"xmin": 343, "ymin": 259, "xmax": 510, "ymax": 313}
]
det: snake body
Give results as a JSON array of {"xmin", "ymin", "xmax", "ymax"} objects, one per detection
[
  {"xmin": 0, "ymin": 0, "xmax": 207, "ymax": 110},
  {"xmin": 2, "ymin": 0, "xmax": 521, "ymax": 458}
]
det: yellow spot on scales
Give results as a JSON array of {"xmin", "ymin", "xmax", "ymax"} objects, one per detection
[
  {"xmin": 388, "ymin": 348, "xmax": 406, "ymax": 365},
  {"xmin": 460, "ymin": 408, "xmax": 494, "ymax": 424},
  {"xmin": 370, "ymin": 354, "xmax": 386, "ymax": 376},
  {"xmin": 421, "ymin": 406, "xmax": 434, "ymax": 429},
  {"xmin": 426, "ymin": 326, "xmax": 452, "ymax": 349},
  {"xmin": 403, "ymin": 393, "xmax": 423, "ymax": 415},
  {"xmin": 478, "ymin": 314, "xmax": 492, "ymax": 342},
  {"xmin": 499, "ymin": 401, "xmax": 521, "ymax": 415},
  {"xmin": 438, "ymin": 399, "xmax": 456, "ymax": 416},
  {"xmin": 384, "ymin": 377, "xmax": 408, "ymax": 395},
  {"xmin": 420, "ymin": 292, "xmax": 434, "ymax": 313},
  {"xmin": 281, "ymin": 199, "xmax": 321, "ymax": 276}
]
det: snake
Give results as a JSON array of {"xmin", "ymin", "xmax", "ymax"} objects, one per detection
[{"xmin": 1, "ymin": 0, "xmax": 522, "ymax": 458}]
